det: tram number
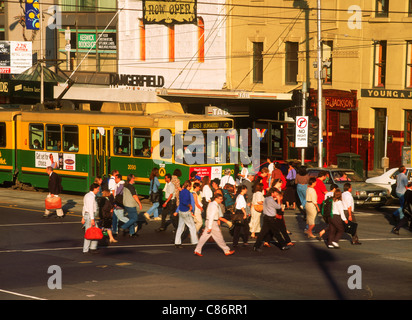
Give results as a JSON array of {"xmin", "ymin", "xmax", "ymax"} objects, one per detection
[
  {"xmin": 128, "ymin": 164, "xmax": 136, "ymax": 170},
  {"xmin": 0, "ymin": 82, "xmax": 8, "ymax": 93}
]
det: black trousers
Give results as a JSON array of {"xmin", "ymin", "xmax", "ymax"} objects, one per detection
[
  {"xmin": 159, "ymin": 199, "xmax": 177, "ymax": 230},
  {"xmin": 232, "ymin": 220, "xmax": 250, "ymax": 246},
  {"xmin": 254, "ymin": 215, "xmax": 290, "ymax": 248}
]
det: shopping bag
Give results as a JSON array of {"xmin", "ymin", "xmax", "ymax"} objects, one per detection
[
  {"xmin": 84, "ymin": 226, "xmax": 104, "ymax": 240},
  {"xmin": 45, "ymin": 196, "xmax": 62, "ymax": 210}
]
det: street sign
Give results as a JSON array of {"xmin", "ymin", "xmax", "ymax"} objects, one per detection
[{"xmin": 295, "ymin": 116, "xmax": 308, "ymax": 148}]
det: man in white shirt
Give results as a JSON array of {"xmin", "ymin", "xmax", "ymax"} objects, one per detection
[
  {"xmin": 342, "ymin": 183, "xmax": 361, "ymax": 245},
  {"xmin": 219, "ymin": 169, "xmax": 236, "ymax": 188},
  {"xmin": 112, "ymin": 173, "xmax": 129, "ymax": 235},
  {"xmin": 194, "ymin": 194, "xmax": 235, "ymax": 257},
  {"xmin": 108, "ymin": 169, "xmax": 119, "ymax": 196},
  {"xmin": 82, "ymin": 183, "xmax": 100, "ymax": 254}
]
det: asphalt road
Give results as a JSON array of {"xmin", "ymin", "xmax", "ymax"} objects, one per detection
[{"xmin": 0, "ymin": 187, "xmax": 411, "ymax": 305}]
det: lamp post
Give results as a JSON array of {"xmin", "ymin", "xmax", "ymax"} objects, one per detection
[{"xmin": 317, "ymin": 0, "xmax": 323, "ymax": 167}]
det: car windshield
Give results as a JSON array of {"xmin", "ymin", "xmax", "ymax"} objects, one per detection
[{"xmin": 332, "ymin": 171, "xmax": 364, "ymax": 182}]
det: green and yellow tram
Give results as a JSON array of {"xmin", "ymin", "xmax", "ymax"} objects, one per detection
[{"xmin": 0, "ymin": 102, "xmax": 235, "ymax": 194}]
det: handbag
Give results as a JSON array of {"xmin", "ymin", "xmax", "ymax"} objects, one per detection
[
  {"xmin": 254, "ymin": 204, "xmax": 263, "ymax": 212},
  {"xmin": 84, "ymin": 226, "xmax": 104, "ymax": 240},
  {"xmin": 343, "ymin": 220, "xmax": 358, "ymax": 236},
  {"xmin": 149, "ymin": 179, "xmax": 161, "ymax": 203},
  {"xmin": 45, "ymin": 196, "xmax": 62, "ymax": 210},
  {"xmin": 149, "ymin": 191, "xmax": 161, "ymax": 203}
]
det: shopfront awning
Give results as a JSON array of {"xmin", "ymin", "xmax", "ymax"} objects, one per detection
[{"xmin": 156, "ymin": 88, "xmax": 292, "ymax": 101}]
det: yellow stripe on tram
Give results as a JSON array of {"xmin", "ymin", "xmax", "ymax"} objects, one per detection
[{"xmin": 21, "ymin": 167, "xmax": 89, "ymax": 177}]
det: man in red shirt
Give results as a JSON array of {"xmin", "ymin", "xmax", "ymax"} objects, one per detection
[{"xmin": 315, "ymin": 171, "xmax": 328, "ymax": 209}]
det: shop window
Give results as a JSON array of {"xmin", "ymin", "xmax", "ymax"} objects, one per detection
[
  {"xmin": 339, "ymin": 112, "xmax": 350, "ymax": 131},
  {"xmin": 114, "ymin": 128, "xmax": 131, "ymax": 155},
  {"xmin": 373, "ymin": 40, "xmax": 387, "ymax": 88},
  {"xmin": 58, "ymin": 28, "xmax": 117, "ymax": 73},
  {"xmin": 29, "ymin": 124, "xmax": 44, "ymax": 150},
  {"xmin": 46, "ymin": 124, "xmax": 61, "ymax": 151},
  {"xmin": 322, "ymin": 41, "xmax": 333, "ymax": 85},
  {"xmin": 375, "ymin": 0, "xmax": 389, "ymax": 17},
  {"xmin": 0, "ymin": 122, "xmax": 5, "ymax": 147},
  {"xmin": 133, "ymin": 128, "xmax": 151, "ymax": 157},
  {"xmin": 169, "ymin": 25, "xmax": 175, "ymax": 62},
  {"xmin": 58, "ymin": 0, "xmax": 116, "ymax": 12},
  {"xmin": 63, "ymin": 125, "xmax": 79, "ymax": 152},
  {"xmin": 285, "ymin": 42, "xmax": 299, "ymax": 84},
  {"xmin": 253, "ymin": 42, "xmax": 264, "ymax": 83},
  {"xmin": 198, "ymin": 17, "xmax": 205, "ymax": 63},
  {"xmin": 139, "ymin": 20, "xmax": 146, "ymax": 61},
  {"xmin": 406, "ymin": 41, "xmax": 412, "ymax": 88},
  {"xmin": 405, "ymin": 110, "xmax": 412, "ymax": 147}
]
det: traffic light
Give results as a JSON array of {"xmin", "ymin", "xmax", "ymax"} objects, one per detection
[
  {"xmin": 308, "ymin": 116, "xmax": 319, "ymax": 147},
  {"xmin": 292, "ymin": 90, "xmax": 302, "ymax": 107},
  {"xmin": 287, "ymin": 122, "xmax": 295, "ymax": 147}
]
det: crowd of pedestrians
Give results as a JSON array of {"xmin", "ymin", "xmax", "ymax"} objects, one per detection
[{"xmin": 44, "ymin": 159, "xmax": 390, "ymax": 255}]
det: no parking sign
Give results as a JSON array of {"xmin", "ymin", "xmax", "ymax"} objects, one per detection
[{"xmin": 295, "ymin": 116, "xmax": 308, "ymax": 148}]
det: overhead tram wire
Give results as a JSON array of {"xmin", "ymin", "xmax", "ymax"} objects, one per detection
[
  {"xmin": 235, "ymin": 9, "xmax": 304, "ymax": 91},
  {"xmin": 250, "ymin": 10, "xmax": 304, "ymax": 92},
  {"xmin": 167, "ymin": 3, "xmax": 233, "ymax": 89},
  {"xmin": 4, "ymin": 0, "xmax": 412, "ymax": 16}
]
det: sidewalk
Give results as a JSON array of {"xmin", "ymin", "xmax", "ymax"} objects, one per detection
[{"xmin": 0, "ymin": 187, "xmax": 153, "ymax": 215}]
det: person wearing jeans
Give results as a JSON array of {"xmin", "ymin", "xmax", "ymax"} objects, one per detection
[
  {"xmin": 120, "ymin": 174, "xmax": 143, "ymax": 237},
  {"xmin": 174, "ymin": 180, "xmax": 198, "ymax": 248},
  {"xmin": 394, "ymin": 166, "xmax": 408, "ymax": 219},
  {"xmin": 82, "ymin": 183, "xmax": 100, "ymax": 253},
  {"xmin": 145, "ymin": 168, "xmax": 161, "ymax": 221}
]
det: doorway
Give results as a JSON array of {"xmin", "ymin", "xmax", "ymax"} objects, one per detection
[{"xmin": 374, "ymin": 108, "xmax": 387, "ymax": 169}]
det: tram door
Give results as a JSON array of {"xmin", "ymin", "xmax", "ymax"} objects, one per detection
[{"xmin": 90, "ymin": 127, "xmax": 111, "ymax": 178}]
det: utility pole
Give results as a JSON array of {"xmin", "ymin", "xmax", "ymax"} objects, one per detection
[
  {"xmin": 301, "ymin": 82, "xmax": 307, "ymax": 166},
  {"xmin": 317, "ymin": 0, "xmax": 323, "ymax": 167},
  {"xmin": 39, "ymin": 2, "xmax": 44, "ymax": 104}
]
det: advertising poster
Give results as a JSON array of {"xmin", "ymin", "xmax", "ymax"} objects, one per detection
[{"xmin": 35, "ymin": 152, "xmax": 76, "ymax": 171}]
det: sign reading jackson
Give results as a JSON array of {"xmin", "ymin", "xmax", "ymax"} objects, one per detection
[{"xmin": 143, "ymin": 0, "xmax": 197, "ymax": 25}]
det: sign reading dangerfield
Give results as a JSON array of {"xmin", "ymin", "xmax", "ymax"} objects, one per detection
[{"xmin": 143, "ymin": 0, "xmax": 197, "ymax": 24}]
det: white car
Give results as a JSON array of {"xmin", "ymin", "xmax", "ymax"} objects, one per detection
[{"xmin": 365, "ymin": 167, "xmax": 412, "ymax": 197}]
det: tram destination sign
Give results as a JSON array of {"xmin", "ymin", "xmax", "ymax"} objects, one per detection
[
  {"xmin": 188, "ymin": 121, "xmax": 232, "ymax": 130},
  {"xmin": 143, "ymin": 0, "xmax": 197, "ymax": 25}
]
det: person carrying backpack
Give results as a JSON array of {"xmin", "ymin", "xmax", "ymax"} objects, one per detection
[
  {"xmin": 327, "ymin": 188, "xmax": 348, "ymax": 249},
  {"xmin": 319, "ymin": 184, "xmax": 338, "ymax": 239}
]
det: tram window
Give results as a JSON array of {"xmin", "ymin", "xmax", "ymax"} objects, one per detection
[
  {"xmin": 46, "ymin": 124, "xmax": 61, "ymax": 151},
  {"xmin": 29, "ymin": 123, "xmax": 44, "ymax": 150},
  {"xmin": 63, "ymin": 125, "xmax": 79, "ymax": 152},
  {"xmin": 133, "ymin": 128, "xmax": 151, "ymax": 157},
  {"xmin": 114, "ymin": 127, "xmax": 131, "ymax": 155},
  {"xmin": 0, "ymin": 122, "xmax": 5, "ymax": 147}
]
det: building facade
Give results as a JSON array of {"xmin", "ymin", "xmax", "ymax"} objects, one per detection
[
  {"xmin": 2, "ymin": 1, "xmax": 412, "ymax": 170},
  {"xmin": 228, "ymin": 0, "xmax": 412, "ymax": 171}
]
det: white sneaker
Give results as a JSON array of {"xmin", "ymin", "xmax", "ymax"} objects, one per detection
[{"xmin": 332, "ymin": 241, "xmax": 340, "ymax": 248}]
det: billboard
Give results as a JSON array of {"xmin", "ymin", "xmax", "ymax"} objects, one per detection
[
  {"xmin": 143, "ymin": 0, "xmax": 197, "ymax": 25},
  {"xmin": 0, "ymin": 41, "xmax": 32, "ymax": 74}
]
